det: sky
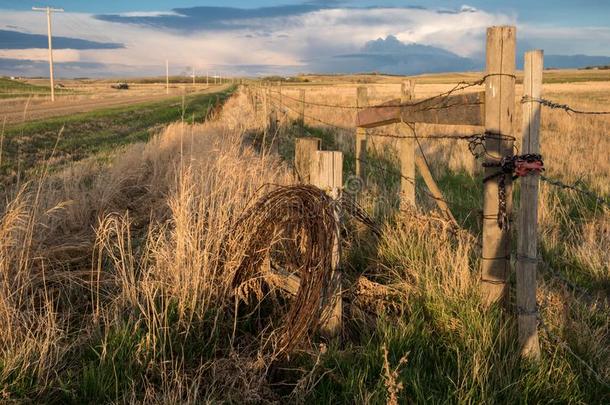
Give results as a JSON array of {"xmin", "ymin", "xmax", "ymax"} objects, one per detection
[{"xmin": 1, "ymin": 1, "xmax": 609, "ymax": 77}]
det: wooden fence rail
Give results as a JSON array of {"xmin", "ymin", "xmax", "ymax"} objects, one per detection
[{"xmin": 252, "ymin": 25, "xmax": 548, "ymax": 357}]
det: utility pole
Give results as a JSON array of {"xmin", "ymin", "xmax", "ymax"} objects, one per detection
[
  {"xmin": 166, "ymin": 59, "xmax": 169, "ymax": 95},
  {"xmin": 206, "ymin": 71, "xmax": 209, "ymax": 86},
  {"xmin": 192, "ymin": 66, "xmax": 195, "ymax": 86},
  {"xmin": 32, "ymin": 6, "xmax": 64, "ymax": 102}
]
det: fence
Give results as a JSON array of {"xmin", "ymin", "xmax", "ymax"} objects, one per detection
[{"xmin": 243, "ymin": 25, "xmax": 609, "ymax": 376}]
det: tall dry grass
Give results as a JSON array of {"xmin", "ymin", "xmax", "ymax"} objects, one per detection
[
  {"xmin": 268, "ymin": 80, "xmax": 609, "ymax": 401},
  {"xmin": 0, "ymin": 90, "xmax": 298, "ymax": 401},
  {"xmin": 0, "ymin": 80, "xmax": 608, "ymax": 403}
]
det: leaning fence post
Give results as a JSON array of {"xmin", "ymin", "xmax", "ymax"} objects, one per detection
[
  {"xmin": 517, "ymin": 49, "xmax": 543, "ymax": 359},
  {"xmin": 481, "ymin": 25, "xmax": 516, "ymax": 307},
  {"xmin": 399, "ymin": 80, "xmax": 416, "ymax": 208},
  {"xmin": 295, "ymin": 137, "xmax": 321, "ymax": 183},
  {"xmin": 356, "ymin": 86, "xmax": 368, "ymax": 185},
  {"xmin": 310, "ymin": 151, "xmax": 343, "ymax": 338}
]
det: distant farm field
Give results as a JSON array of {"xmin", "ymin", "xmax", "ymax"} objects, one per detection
[{"xmin": 0, "ymin": 85, "xmax": 233, "ymax": 187}]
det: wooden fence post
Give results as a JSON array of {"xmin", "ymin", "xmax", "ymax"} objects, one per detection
[
  {"xmin": 399, "ymin": 80, "xmax": 416, "ymax": 208},
  {"xmin": 356, "ymin": 86, "xmax": 368, "ymax": 185},
  {"xmin": 481, "ymin": 26, "xmax": 516, "ymax": 307},
  {"xmin": 310, "ymin": 151, "xmax": 343, "ymax": 338},
  {"xmin": 269, "ymin": 84, "xmax": 278, "ymax": 136},
  {"xmin": 295, "ymin": 137, "xmax": 321, "ymax": 183},
  {"xmin": 263, "ymin": 86, "xmax": 269, "ymax": 135},
  {"xmin": 299, "ymin": 89, "xmax": 306, "ymax": 135},
  {"xmin": 278, "ymin": 81, "xmax": 283, "ymax": 125},
  {"xmin": 517, "ymin": 50, "xmax": 543, "ymax": 359}
]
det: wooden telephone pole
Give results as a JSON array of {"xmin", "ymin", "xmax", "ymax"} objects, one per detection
[{"xmin": 32, "ymin": 6, "xmax": 64, "ymax": 102}]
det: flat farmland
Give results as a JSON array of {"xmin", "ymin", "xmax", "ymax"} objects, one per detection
[
  {"xmin": 1, "ymin": 77, "xmax": 227, "ymax": 125},
  {"xmin": 0, "ymin": 83, "xmax": 234, "ymax": 187}
]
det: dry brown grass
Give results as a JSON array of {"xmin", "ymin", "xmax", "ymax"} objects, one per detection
[
  {"xmin": 0, "ymin": 90, "xmax": 300, "ymax": 401},
  {"xmin": 0, "ymin": 75, "xmax": 608, "ymax": 402}
]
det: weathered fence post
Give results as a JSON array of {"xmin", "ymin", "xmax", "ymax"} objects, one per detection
[
  {"xmin": 299, "ymin": 89, "xmax": 306, "ymax": 135},
  {"xmin": 278, "ymin": 80, "xmax": 283, "ymax": 126},
  {"xmin": 269, "ymin": 84, "xmax": 278, "ymax": 136},
  {"xmin": 310, "ymin": 151, "xmax": 343, "ymax": 338},
  {"xmin": 295, "ymin": 137, "xmax": 321, "ymax": 183},
  {"xmin": 356, "ymin": 86, "xmax": 368, "ymax": 185},
  {"xmin": 517, "ymin": 49, "xmax": 543, "ymax": 359},
  {"xmin": 399, "ymin": 80, "xmax": 416, "ymax": 208},
  {"xmin": 481, "ymin": 25, "xmax": 516, "ymax": 307},
  {"xmin": 263, "ymin": 85, "xmax": 269, "ymax": 135}
]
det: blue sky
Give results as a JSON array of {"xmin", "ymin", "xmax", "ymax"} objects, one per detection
[
  {"xmin": 1, "ymin": 0, "xmax": 606, "ymax": 26},
  {"xmin": 0, "ymin": 1, "xmax": 609, "ymax": 77}
]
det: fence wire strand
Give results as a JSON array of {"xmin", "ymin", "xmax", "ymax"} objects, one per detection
[
  {"xmin": 540, "ymin": 175, "xmax": 610, "ymax": 207},
  {"xmin": 522, "ymin": 95, "xmax": 610, "ymax": 115},
  {"xmin": 252, "ymin": 83, "xmax": 610, "ymax": 384}
]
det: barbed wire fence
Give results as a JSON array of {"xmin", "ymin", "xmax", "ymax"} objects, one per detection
[{"xmin": 243, "ymin": 76, "xmax": 610, "ymax": 385}]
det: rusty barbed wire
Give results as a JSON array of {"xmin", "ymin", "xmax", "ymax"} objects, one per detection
[
  {"xmin": 540, "ymin": 175, "xmax": 610, "ymax": 208},
  {"xmin": 537, "ymin": 298, "xmax": 610, "ymax": 389},
  {"xmin": 267, "ymin": 94, "xmax": 516, "ymax": 149},
  {"xmin": 522, "ymin": 95, "xmax": 610, "ymax": 115},
  {"xmin": 262, "ymin": 73, "xmax": 514, "ymax": 111}
]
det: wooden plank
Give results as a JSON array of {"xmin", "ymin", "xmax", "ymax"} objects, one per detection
[
  {"xmin": 356, "ymin": 91, "xmax": 484, "ymax": 128},
  {"xmin": 356, "ymin": 86, "xmax": 368, "ymax": 184},
  {"xmin": 399, "ymin": 80, "xmax": 416, "ymax": 208},
  {"xmin": 481, "ymin": 25, "xmax": 516, "ymax": 307},
  {"xmin": 516, "ymin": 50, "xmax": 543, "ymax": 359},
  {"xmin": 415, "ymin": 156, "xmax": 457, "ymax": 226},
  {"xmin": 404, "ymin": 92, "xmax": 484, "ymax": 126},
  {"xmin": 310, "ymin": 151, "xmax": 343, "ymax": 338},
  {"xmin": 295, "ymin": 137, "xmax": 321, "ymax": 183}
]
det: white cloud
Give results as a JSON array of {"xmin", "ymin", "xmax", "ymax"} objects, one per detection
[
  {"xmin": 0, "ymin": 48, "xmax": 81, "ymax": 62},
  {"xmin": 0, "ymin": 6, "xmax": 608, "ymax": 76},
  {"xmin": 117, "ymin": 11, "xmax": 184, "ymax": 17}
]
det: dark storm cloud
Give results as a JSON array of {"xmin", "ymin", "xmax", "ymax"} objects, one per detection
[
  {"xmin": 95, "ymin": 5, "xmax": 324, "ymax": 32},
  {"xmin": 0, "ymin": 29, "xmax": 124, "ymax": 50},
  {"xmin": 307, "ymin": 35, "xmax": 477, "ymax": 74}
]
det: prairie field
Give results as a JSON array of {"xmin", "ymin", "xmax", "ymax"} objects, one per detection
[{"xmin": 0, "ymin": 70, "xmax": 608, "ymax": 404}]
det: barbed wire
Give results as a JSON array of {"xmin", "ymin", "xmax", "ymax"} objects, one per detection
[
  {"xmin": 267, "ymin": 89, "xmax": 360, "ymax": 110},
  {"xmin": 522, "ymin": 95, "xmax": 610, "ymax": 115},
  {"xmin": 538, "ymin": 259, "xmax": 609, "ymax": 310},
  {"xmin": 352, "ymin": 156, "xmax": 480, "ymax": 220},
  {"xmin": 259, "ymin": 73, "xmax": 513, "ymax": 111},
  {"xmin": 540, "ymin": 175, "xmax": 610, "ymax": 208},
  {"xmin": 267, "ymin": 94, "xmax": 515, "ymax": 153},
  {"xmin": 267, "ymin": 94, "xmax": 351, "ymax": 131},
  {"xmin": 537, "ymin": 300, "xmax": 610, "ymax": 389}
]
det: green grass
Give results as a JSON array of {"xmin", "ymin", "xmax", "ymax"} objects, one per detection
[
  {"xmin": 0, "ymin": 87, "xmax": 234, "ymax": 187},
  {"xmin": 0, "ymin": 77, "xmax": 73, "ymax": 99},
  {"xmin": 265, "ymin": 118, "xmax": 610, "ymax": 404}
]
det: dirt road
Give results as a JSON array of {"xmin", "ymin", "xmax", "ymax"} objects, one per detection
[{"xmin": 2, "ymin": 84, "xmax": 229, "ymax": 126}]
